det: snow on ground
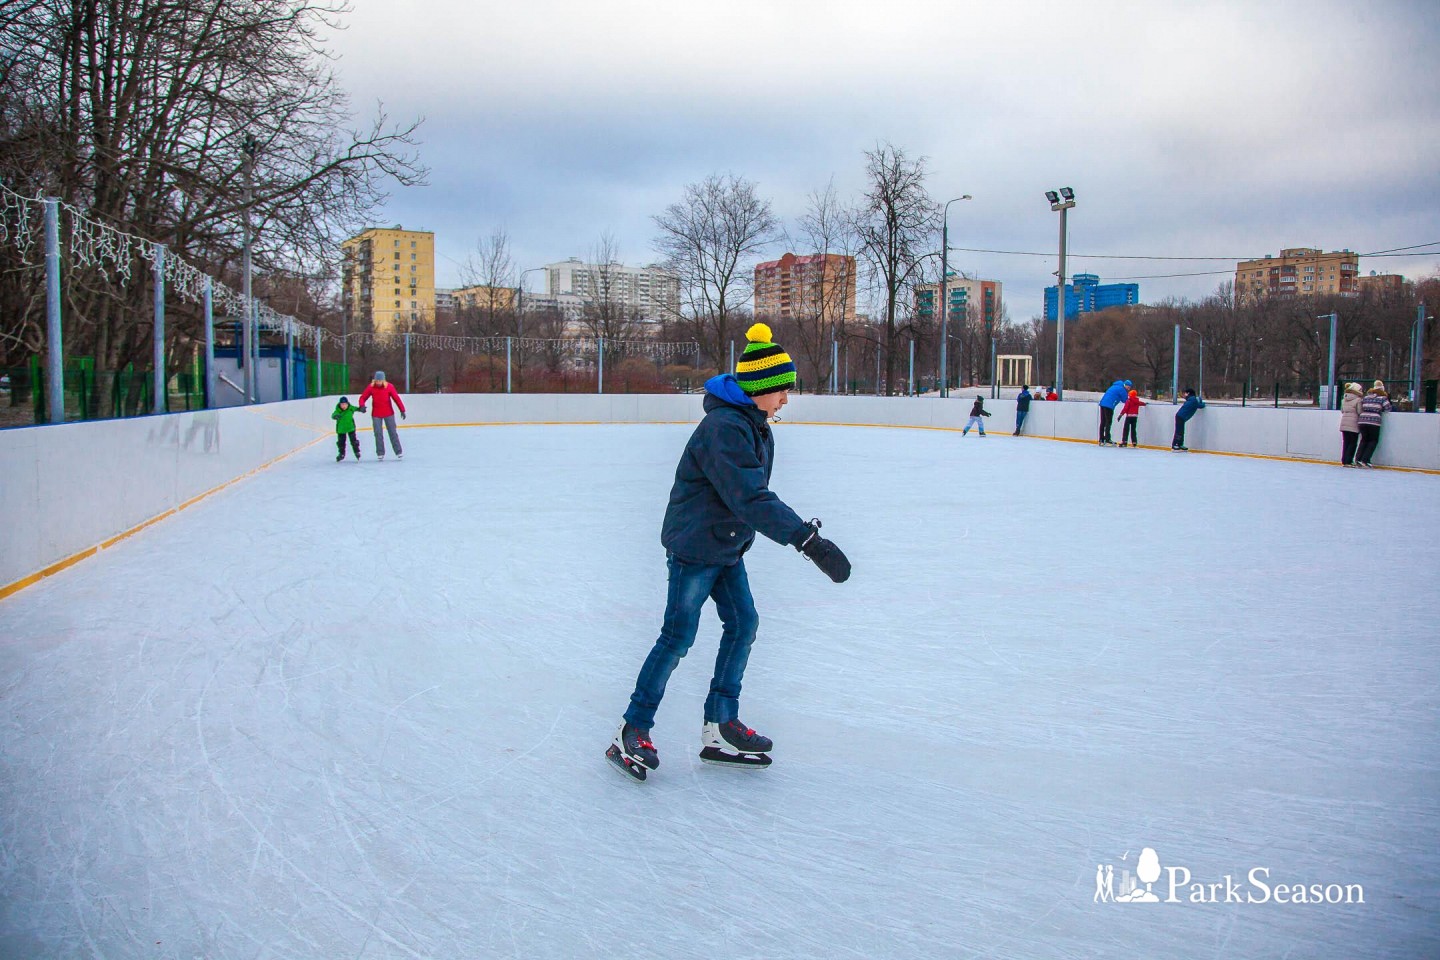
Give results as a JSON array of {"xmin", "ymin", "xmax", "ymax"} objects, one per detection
[{"xmin": 1, "ymin": 423, "xmax": 1437, "ymax": 959}]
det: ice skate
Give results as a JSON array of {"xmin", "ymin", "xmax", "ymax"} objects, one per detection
[
  {"xmin": 606, "ymin": 722, "xmax": 658, "ymax": 782},
  {"xmin": 700, "ymin": 720, "xmax": 772, "ymax": 768}
]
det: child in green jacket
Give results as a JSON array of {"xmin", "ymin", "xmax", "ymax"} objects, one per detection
[{"xmin": 332, "ymin": 397, "xmax": 361, "ymax": 461}]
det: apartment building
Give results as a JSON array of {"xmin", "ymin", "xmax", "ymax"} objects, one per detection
[
  {"xmin": 1234, "ymin": 248, "xmax": 1359, "ymax": 301},
  {"xmin": 341, "ymin": 226, "xmax": 437, "ymax": 334},
  {"xmin": 915, "ymin": 275, "xmax": 1003, "ymax": 332},
  {"xmin": 754, "ymin": 252, "xmax": 859, "ymax": 326},
  {"xmin": 453, "ymin": 285, "xmax": 517, "ymax": 312},
  {"xmin": 544, "ymin": 258, "xmax": 680, "ymax": 324}
]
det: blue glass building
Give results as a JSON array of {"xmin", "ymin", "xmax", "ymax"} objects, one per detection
[{"xmin": 1043, "ymin": 273, "xmax": 1139, "ymax": 321}]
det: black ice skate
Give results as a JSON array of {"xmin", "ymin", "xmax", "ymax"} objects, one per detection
[
  {"xmin": 606, "ymin": 722, "xmax": 658, "ymax": 782},
  {"xmin": 699, "ymin": 720, "xmax": 773, "ymax": 768}
]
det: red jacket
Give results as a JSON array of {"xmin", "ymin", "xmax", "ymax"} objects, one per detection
[
  {"xmin": 1121, "ymin": 394, "xmax": 1146, "ymax": 416},
  {"xmin": 359, "ymin": 381, "xmax": 406, "ymax": 418}
]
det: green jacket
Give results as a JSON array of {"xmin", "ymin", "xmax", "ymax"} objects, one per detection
[{"xmin": 332, "ymin": 403, "xmax": 358, "ymax": 433}]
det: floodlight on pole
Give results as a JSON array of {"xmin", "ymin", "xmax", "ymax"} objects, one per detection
[
  {"xmin": 1045, "ymin": 187, "xmax": 1076, "ymax": 398},
  {"xmin": 938, "ymin": 195, "xmax": 973, "ymax": 398}
]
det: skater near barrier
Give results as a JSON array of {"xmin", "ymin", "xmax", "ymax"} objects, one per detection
[
  {"xmin": 1339, "ymin": 382, "xmax": 1364, "ymax": 466},
  {"xmin": 608, "ymin": 324, "xmax": 851, "ymax": 783},
  {"xmin": 1014, "ymin": 385, "xmax": 1032, "ymax": 435},
  {"xmin": 1117, "ymin": 389, "xmax": 1146, "ymax": 447},
  {"xmin": 963, "ymin": 395, "xmax": 991, "ymax": 436},
  {"xmin": 358, "ymin": 371, "xmax": 406, "ymax": 461},
  {"xmin": 1098, "ymin": 379, "xmax": 1129, "ymax": 445},
  {"xmin": 331, "ymin": 397, "xmax": 361, "ymax": 461},
  {"xmin": 1355, "ymin": 380, "xmax": 1394, "ymax": 468},
  {"xmin": 1046, "ymin": 387, "xmax": 1058, "ymax": 401},
  {"xmin": 1172, "ymin": 388, "xmax": 1205, "ymax": 450}
]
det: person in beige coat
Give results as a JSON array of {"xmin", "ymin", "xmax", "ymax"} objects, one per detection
[{"xmin": 1339, "ymin": 382, "xmax": 1364, "ymax": 466}]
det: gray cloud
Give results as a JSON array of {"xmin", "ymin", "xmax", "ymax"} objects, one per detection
[{"xmin": 331, "ymin": 0, "xmax": 1440, "ymax": 314}]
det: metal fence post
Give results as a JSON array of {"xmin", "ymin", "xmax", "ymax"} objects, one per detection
[
  {"xmin": 44, "ymin": 198, "xmax": 63, "ymax": 424},
  {"xmin": 283, "ymin": 319, "xmax": 293, "ymax": 400},
  {"xmin": 203, "ymin": 280, "xmax": 215, "ymax": 408},
  {"xmin": 909, "ymin": 339, "xmax": 915, "ymax": 396},
  {"xmin": 153, "ymin": 245, "xmax": 165, "ymax": 414},
  {"xmin": 315, "ymin": 323, "xmax": 322, "ymax": 398},
  {"xmin": 598, "ymin": 337, "xmax": 604, "ymax": 394},
  {"xmin": 831, "ymin": 340, "xmax": 838, "ymax": 394},
  {"xmin": 405, "ymin": 331, "xmax": 411, "ymax": 392},
  {"xmin": 506, "ymin": 336, "xmax": 512, "ymax": 393}
]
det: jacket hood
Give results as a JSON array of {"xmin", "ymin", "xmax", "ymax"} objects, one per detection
[{"xmin": 704, "ymin": 374, "xmax": 756, "ymax": 408}]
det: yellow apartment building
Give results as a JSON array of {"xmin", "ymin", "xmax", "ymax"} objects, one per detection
[
  {"xmin": 1234, "ymin": 247, "xmax": 1358, "ymax": 302},
  {"xmin": 341, "ymin": 226, "xmax": 437, "ymax": 334}
]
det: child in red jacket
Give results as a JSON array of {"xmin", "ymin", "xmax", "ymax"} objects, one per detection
[{"xmin": 1118, "ymin": 389, "xmax": 1146, "ymax": 447}]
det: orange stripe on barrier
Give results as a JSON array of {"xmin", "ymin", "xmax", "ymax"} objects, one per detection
[{"xmin": 0, "ymin": 436, "xmax": 325, "ymax": 603}]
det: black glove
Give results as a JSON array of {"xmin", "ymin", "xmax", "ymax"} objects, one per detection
[
  {"xmin": 400, "ymin": 410, "xmax": 406, "ymax": 420},
  {"xmin": 794, "ymin": 519, "xmax": 851, "ymax": 583},
  {"xmin": 358, "ymin": 405, "xmax": 366, "ymax": 413}
]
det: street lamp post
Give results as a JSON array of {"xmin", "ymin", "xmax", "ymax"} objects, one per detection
[
  {"xmin": 515, "ymin": 266, "xmax": 547, "ymax": 337},
  {"xmin": 240, "ymin": 134, "xmax": 258, "ymax": 403},
  {"xmin": 1045, "ymin": 188, "xmax": 1076, "ymax": 399},
  {"xmin": 1375, "ymin": 337, "xmax": 1393, "ymax": 382},
  {"xmin": 938, "ymin": 195, "xmax": 972, "ymax": 399},
  {"xmin": 1185, "ymin": 326, "xmax": 1204, "ymax": 397},
  {"xmin": 1244, "ymin": 336, "xmax": 1264, "ymax": 407}
]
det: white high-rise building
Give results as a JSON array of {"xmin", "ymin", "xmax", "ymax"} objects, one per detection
[{"xmin": 544, "ymin": 258, "xmax": 680, "ymax": 324}]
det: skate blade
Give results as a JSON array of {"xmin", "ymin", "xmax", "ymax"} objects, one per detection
[
  {"xmin": 699, "ymin": 746, "xmax": 772, "ymax": 768},
  {"xmin": 606, "ymin": 744, "xmax": 647, "ymax": 782}
]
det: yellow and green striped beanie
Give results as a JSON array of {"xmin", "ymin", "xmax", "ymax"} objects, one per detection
[{"xmin": 735, "ymin": 323, "xmax": 796, "ymax": 396}]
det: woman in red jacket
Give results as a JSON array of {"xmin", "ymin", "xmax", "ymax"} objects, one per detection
[
  {"xmin": 358, "ymin": 370, "xmax": 407, "ymax": 460},
  {"xmin": 1118, "ymin": 388, "xmax": 1146, "ymax": 447}
]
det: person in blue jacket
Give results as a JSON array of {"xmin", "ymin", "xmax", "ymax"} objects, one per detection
[
  {"xmin": 607, "ymin": 323, "xmax": 851, "ymax": 782},
  {"xmin": 1172, "ymin": 388, "xmax": 1206, "ymax": 450},
  {"xmin": 1014, "ymin": 384, "xmax": 1032, "ymax": 436},
  {"xmin": 1097, "ymin": 379, "xmax": 1130, "ymax": 446}
]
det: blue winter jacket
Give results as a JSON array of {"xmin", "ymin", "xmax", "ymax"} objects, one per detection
[
  {"xmin": 1016, "ymin": 390, "xmax": 1032, "ymax": 412},
  {"xmin": 1099, "ymin": 381, "xmax": 1129, "ymax": 409},
  {"xmin": 660, "ymin": 375, "xmax": 808, "ymax": 566},
  {"xmin": 1177, "ymin": 395, "xmax": 1206, "ymax": 422}
]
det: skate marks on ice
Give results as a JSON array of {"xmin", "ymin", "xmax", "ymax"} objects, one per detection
[{"xmin": 1, "ymin": 425, "xmax": 1437, "ymax": 958}]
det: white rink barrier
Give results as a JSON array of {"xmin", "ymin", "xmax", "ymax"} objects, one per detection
[{"xmin": 3, "ymin": 391, "xmax": 1436, "ymax": 596}]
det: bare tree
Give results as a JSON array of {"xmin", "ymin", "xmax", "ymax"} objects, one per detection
[
  {"xmin": 653, "ymin": 173, "xmax": 778, "ymax": 372},
  {"xmin": 852, "ymin": 143, "xmax": 939, "ymax": 394},
  {"xmin": 0, "ymin": 0, "xmax": 425, "ymax": 412},
  {"xmin": 785, "ymin": 178, "xmax": 857, "ymax": 391},
  {"xmin": 578, "ymin": 231, "xmax": 645, "ymax": 353},
  {"xmin": 459, "ymin": 227, "xmax": 515, "ymax": 337}
]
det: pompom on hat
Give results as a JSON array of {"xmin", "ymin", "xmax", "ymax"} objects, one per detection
[{"xmin": 735, "ymin": 323, "xmax": 797, "ymax": 396}]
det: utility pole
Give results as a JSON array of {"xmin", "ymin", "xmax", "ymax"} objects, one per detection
[
  {"xmin": 938, "ymin": 196, "xmax": 972, "ymax": 398},
  {"xmin": 241, "ymin": 134, "xmax": 258, "ymax": 403}
]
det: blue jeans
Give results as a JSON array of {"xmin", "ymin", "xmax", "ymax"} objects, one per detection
[
  {"xmin": 1015, "ymin": 410, "xmax": 1028, "ymax": 434},
  {"xmin": 624, "ymin": 555, "xmax": 759, "ymax": 730}
]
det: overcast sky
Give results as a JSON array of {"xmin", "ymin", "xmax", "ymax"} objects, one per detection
[{"xmin": 326, "ymin": 0, "xmax": 1440, "ymax": 320}]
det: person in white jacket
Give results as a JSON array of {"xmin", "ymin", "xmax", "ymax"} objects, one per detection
[{"xmin": 1338, "ymin": 382, "xmax": 1364, "ymax": 467}]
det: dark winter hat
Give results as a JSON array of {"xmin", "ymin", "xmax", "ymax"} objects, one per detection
[
  {"xmin": 735, "ymin": 323, "xmax": 797, "ymax": 396},
  {"xmin": 374, "ymin": 370, "xmax": 386, "ymax": 382},
  {"xmin": 338, "ymin": 396, "xmax": 350, "ymax": 405}
]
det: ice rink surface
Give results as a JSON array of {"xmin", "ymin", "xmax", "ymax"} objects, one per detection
[{"xmin": 2, "ymin": 423, "xmax": 1437, "ymax": 959}]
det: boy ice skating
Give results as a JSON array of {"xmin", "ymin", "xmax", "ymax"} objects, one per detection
[
  {"xmin": 358, "ymin": 371, "xmax": 406, "ymax": 460},
  {"xmin": 1172, "ymin": 388, "xmax": 1205, "ymax": 450},
  {"xmin": 1117, "ymin": 389, "xmax": 1146, "ymax": 447},
  {"xmin": 608, "ymin": 323, "xmax": 851, "ymax": 782},
  {"xmin": 963, "ymin": 396, "xmax": 991, "ymax": 436},
  {"xmin": 332, "ymin": 397, "xmax": 361, "ymax": 461}
]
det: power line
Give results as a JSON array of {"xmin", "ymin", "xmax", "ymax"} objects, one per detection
[{"xmin": 946, "ymin": 240, "xmax": 1440, "ymax": 263}]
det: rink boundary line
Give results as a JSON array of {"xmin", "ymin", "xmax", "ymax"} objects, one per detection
[
  {"xmin": 780, "ymin": 421, "xmax": 1440, "ymax": 474},
  {"xmin": 0, "ymin": 437, "xmax": 326, "ymax": 603}
]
